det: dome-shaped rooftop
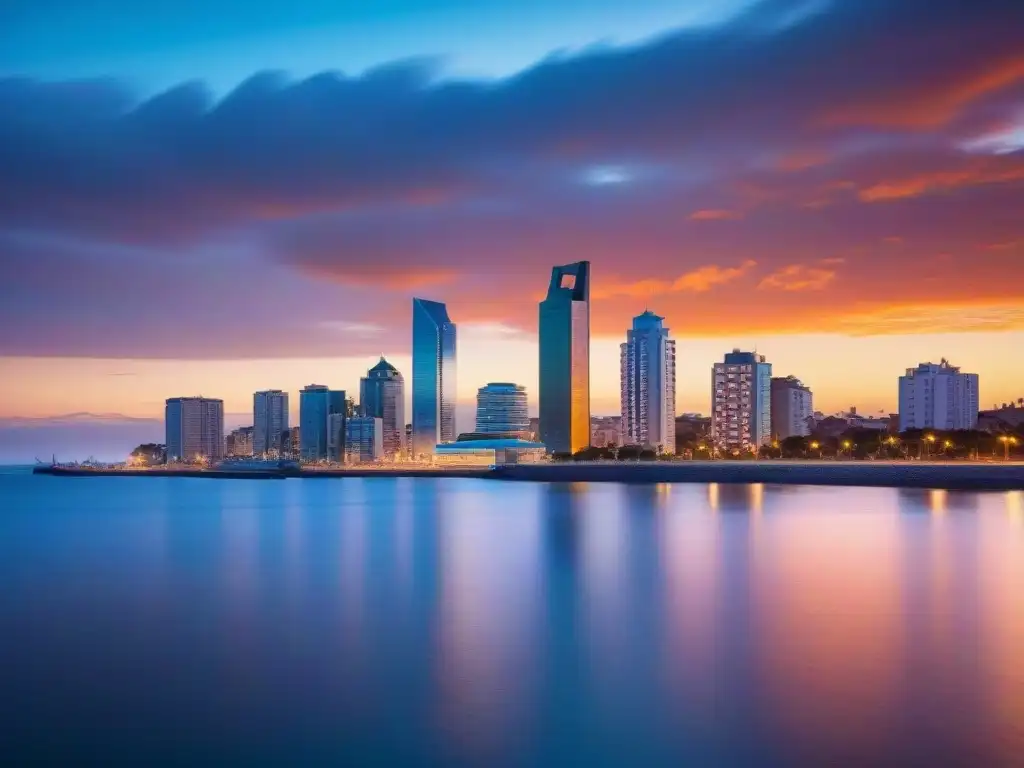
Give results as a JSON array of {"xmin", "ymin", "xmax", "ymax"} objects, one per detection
[{"xmin": 368, "ymin": 356, "xmax": 398, "ymax": 374}]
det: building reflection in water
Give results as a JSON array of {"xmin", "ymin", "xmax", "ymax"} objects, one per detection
[
  {"xmin": 747, "ymin": 494, "xmax": 906, "ymax": 761},
  {"xmin": 433, "ymin": 481, "xmax": 543, "ymax": 763}
]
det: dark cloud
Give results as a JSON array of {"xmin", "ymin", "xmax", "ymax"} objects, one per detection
[{"xmin": 2, "ymin": 0, "xmax": 1022, "ymax": 242}]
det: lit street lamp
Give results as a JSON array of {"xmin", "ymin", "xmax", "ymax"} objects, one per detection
[
  {"xmin": 999, "ymin": 435, "xmax": 1018, "ymax": 461},
  {"xmin": 923, "ymin": 434, "xmax": 936, "ymax": 460},
  {"xmin": 810, "ymin": 440, "xmax": 821, "ymax": 459}
]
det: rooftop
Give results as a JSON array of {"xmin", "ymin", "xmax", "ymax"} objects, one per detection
[{"xmin": 436, "ymin": 438, "xmax": 546, "ymax": 451}]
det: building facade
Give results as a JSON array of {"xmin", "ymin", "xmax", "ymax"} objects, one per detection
[
  {"xmin": 165, "ymin": 397, "xmax": 224, "ymax": 462},
  {"xmin": 226, "ymin": 426, "xmax": 254, "ymax": 457},
  {"xmin": 359, "ymin": 357, "xmax": 406, "ymax": 457},
  {"xmin": 591, "ymin": 416, "xmax": 622, "ymax": 448},
  {"xmin": 620, "ymin": 310, "xmax": 676, "ymax": 452},
  {"xmin": 299, "ymin": 384, "xmax": 346, "ymax": 461},
  {"xmin": 475, "ymin": 383, "xmax": 529, "ymax": 436},
  {"xmin": 411, "ymin": 298, "xmax": 457, "ymax": 457},
  {"xmin": 898, "ymin": 359, "xmax": 979, "ymax": 432},
  {"xmin": 770, "ymin": 376, "xmax": 813, "ymax": 439},
  {"xmin": 711, "ymin": 350, "xmax": 772, "ymax": 452},
  {"xmin": 345, "ymin": 416, "xmax": 384, "ymax": 463},
  {"xmin": 539, "ymin": 261, "xmax": 591, "ymax": 454},
  {"xmin": 253, "ymin": 389, "xmax": 289, "ymax": 456}
]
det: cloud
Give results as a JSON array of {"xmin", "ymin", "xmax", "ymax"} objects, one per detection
[
  {"xmin": 759, "ymin": 263, "xmax": 837, "ymax": 291},
  {"xmin": 673, "ymin": 261, "xmax": 758, "ymax": 292},
  {"xmin": 689, "ymin": 209, "xmax": 742, "ymax": 221},
  {"xmin": 2, "ymin": 0, "xmax": 1024, "ymax": 359},
  {"xmin": 859, "ymin": 158, "xmax": 1024, "ymax": 201}
]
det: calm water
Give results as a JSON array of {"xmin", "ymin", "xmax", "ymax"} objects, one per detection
[{"xmin": 2, "ymin": 470, "xmax": 1023, "ymax": 766}]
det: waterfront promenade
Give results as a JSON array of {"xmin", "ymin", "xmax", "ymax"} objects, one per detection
[{"xmin": 34, "ymin": 460, "xmax": 1024, "ymax": 491}]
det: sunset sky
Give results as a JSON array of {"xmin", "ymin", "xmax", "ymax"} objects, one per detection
[{"xmin": 2, "ymin": 0, "xmax": 1023, "ymax": 460}]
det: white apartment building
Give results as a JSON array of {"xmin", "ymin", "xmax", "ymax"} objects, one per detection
[
  {"xmin": 711, "ymin": 350, "xmax": 772, "ymax": 452},
  {"xmin": 620, "ymin": 311, "xmax": 676, "ymax": 452},
  {"xmin": 770, "ymin": 376, "xmax": 813, "ymax": 439},
  {"xmin": 898, "ymin": 359, "xmax": 979, "ymax": 431}
]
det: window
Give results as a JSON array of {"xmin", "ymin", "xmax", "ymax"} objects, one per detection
[{"xmin": 560, "ymin": 274, "xmax": 576, "ymax": 289}]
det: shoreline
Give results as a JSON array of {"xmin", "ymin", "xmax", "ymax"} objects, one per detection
[{"xmin": 32, "ymin": 460, "xmax": 1024, "ymax": 491}]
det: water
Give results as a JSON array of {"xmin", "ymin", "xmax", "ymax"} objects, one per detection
[{"xmin": 2, "ymin": 470, "xmax": 1023, "ymax": 766}]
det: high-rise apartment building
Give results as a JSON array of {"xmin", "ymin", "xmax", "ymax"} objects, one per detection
[
  {"xmin": 253, "ymin": 389, "xmax": 289, "ymax": 456},
  {"xmin": 539, "ymin": 261, "xmax": 590, "ymax": 454},
  {"xmin": 411, "ymin": 298, "xmax": 457, "ymax": 457},
  {"xmin": 770, "ymin": 376, "xmax": 813, "ymax": 439},
  {"xmin": 475, "ymin": 383, "xmax": 529, "ymax": 436},
  {"xmin": 898, "ymin": 359, "xmax": 979, "ymax": 431},
  {"xmin": 165, "ymin": 397, "xmax": 224, "ymax": 462},
  {"xmin": 345, "ymin": 417, "xmax": 384, "ymax": 463},
  {"xmin": 359, "ymin": 356, "xmax": 406, "ymax": 457},
  {"xmin": 299, "ymin": 384, "xmax": 346, "ymax": 461},
  {"xmin": 711, "ymin": 350, "xmax": 772, "ymax": 452},
  {"xmin": 620, "ymin": 310, "xmax": 676, "ymax": 452}
]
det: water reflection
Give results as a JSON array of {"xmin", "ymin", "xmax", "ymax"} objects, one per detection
[{"xmin": 2, "ymin": 477, "xmax": 1023, "ymax": 764}]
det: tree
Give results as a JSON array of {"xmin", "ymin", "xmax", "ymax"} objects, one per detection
[
  {"xmin": 780, "ymin": 436, "xmax": 808, "ymax": 458},
  {"xmin": 573, "ymin": 446, "xmax": 612, "ymax": 462},
  {"xmin": 130, "ymin": 443, "xmax": 166, "ymax": 465},
  {"xmin": 617, "ymin": 445, "xmax": 643, "ymax": 461}
]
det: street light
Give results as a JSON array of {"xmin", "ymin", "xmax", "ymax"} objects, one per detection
[
  {"xmin": 810, "ymin": 440, "xmax": 821, "ymax": 459},
  {"xmin": 923, "ymin": 434, "xmax": 936, "ymax": 460},
  {"xmin": 841, "ymin": 439, "xmax": 852, "ymax": 458},
  {"xmin": 999, "ymin": 435, "xmax": 1018, "ymax": 461}
]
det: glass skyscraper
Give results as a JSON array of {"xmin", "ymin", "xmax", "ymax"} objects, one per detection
[
  {"xmin": 539, "ymin": 261, "xmax": 590, "ymax": 454},
  {"xmin": 411, "ymin": 298, "xmax": 457, "ymax": 458},
  {"xmin": 359, "ymin": 356, "xmax": 405, "ymax": 457},
  {"xmin": 299, "ymin": 384, "xmax": 346, "ymax": 462}
]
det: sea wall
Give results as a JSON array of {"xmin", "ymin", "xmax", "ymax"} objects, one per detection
[{"xmin": 491, "ymin": 461, "xmax": 1024, "ymax": 491}]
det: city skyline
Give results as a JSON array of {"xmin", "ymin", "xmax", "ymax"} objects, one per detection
[{"xmin": 2, "ymin": 0, "xmax": 1023, "ymax": 459}]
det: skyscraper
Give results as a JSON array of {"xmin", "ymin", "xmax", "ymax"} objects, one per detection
[
  {"xmin": 899, "ymin": 359, "xmax": 979, "ymax": 431},
  {"xmin": 620, "ymin": 311, "xmax": 676, "ymax": 452},
  {"xmin": 165, "ymin": 397, "xmax": 224, "ymax": 462},
  {"xmin": 411, "ymin": 298, "xmax": 457, "ymax": 457},
  {"xmin": 359, "ymin": 356, "xmax": 406, "ymax": 457},
  {"xmin": 476, "ymin": 383, "xmax": 529, "ymax": 436},
  {"xmin": 770, "ymin": 376, "xmax": 813, "ymax": 439},
  {"xmin": 253, "ymin": 389, "xmax": 289, "ymax": 456},
  {"xmin": 299, "ymin": 384, "xmax": 346, "ymax": 462},
  {"xmin": 711, "ymin": 350, "xmax": 772, "ymax": 452},
  {"xmin": 539, "ymin": 261, "xmax": 590, "ymax": 454}
]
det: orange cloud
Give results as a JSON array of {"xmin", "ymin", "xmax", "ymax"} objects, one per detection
[
  {"xmin": 758, "ymin": 264, "xmax": 837, "ymax": 292},
  {"xmin": 593, "ymin": 260, "xmax": 756, "ymax": 300},
  {"xmin": 672, "ymin": 260, "xmax": 757, "ymax": 291},
  {"xmin": 689, "ymin": 209, "xmax": 742, "ymax": 221},
  {"xmin": 859, "ymin": 162, "xmax": 1024, "ymax": 202},
  {"xmin": 821, "ymin": 55, "xmax": 1024, "ymax": 129}
]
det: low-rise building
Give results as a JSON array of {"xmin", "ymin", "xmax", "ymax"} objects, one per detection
[
  {"xmin": 345, "ymin": 416, "xmax": 384, "ymax": 463},
  {"xmin": 433, "ymin": 438, "xmax": 547, "ymax": 466}
]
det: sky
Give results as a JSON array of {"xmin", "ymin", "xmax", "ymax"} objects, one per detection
[{"xmin": 1, "ymin": 0, "xmax": 1023, "ymax": 460}]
